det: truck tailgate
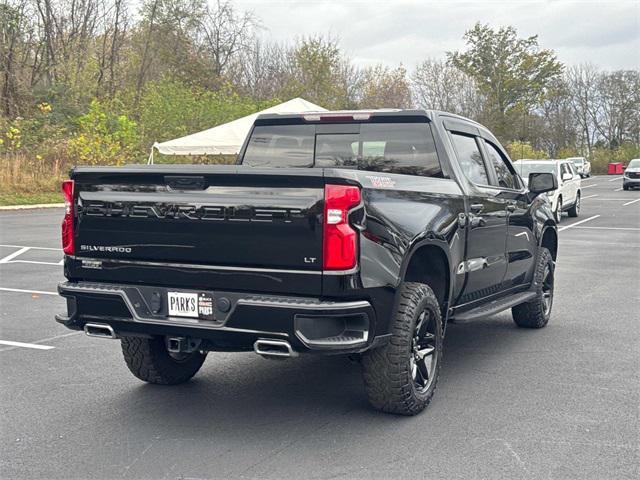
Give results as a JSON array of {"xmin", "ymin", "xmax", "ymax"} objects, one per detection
[{"xmin": 69, "ymin": 166, "xmax": 325, "ymax": 293}]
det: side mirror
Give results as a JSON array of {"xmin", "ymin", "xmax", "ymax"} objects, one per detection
[
  {"xmin": 562, "ymin": 172, "xmax": 572, "ymax": 181},
  {"xmin": 529, "ymin": 172, "xmax": 557, "ymax": 196}
]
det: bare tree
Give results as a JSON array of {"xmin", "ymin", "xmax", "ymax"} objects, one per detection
[
  {"xmin": 135, "ymin": 0, "xmax": 160, "ymax": 104},
  {"xmin": 566, "ymin": 64, "xmax": 601, "ymax": 153},
  {"xmin": 534, "ymin": 79, "xmax": 577, "ymax": 156},
  {"xmin": 594, "ymin": 70, "xmax": 640, "ymax": 146},
  {"xmin": 1, "ymin": 0, "xmax": 29, "ymax": 115},
  {"xmin": 412, "ymin": 59, "xmax": 483, "ymax": 119},
  {"xmin": 197, "ymin": 0, "xmax": 258, "ymax": 78},
  {"xmin": 229, "ymin": 39, "xmax": 289, "ymax": 100},
  {"xmin": 96, "ymin": 0, "xmax": 129, "ymax": 97},
  {"xmin": 355, "ymin": 64, "xmax": 412, "ymax": 109}
]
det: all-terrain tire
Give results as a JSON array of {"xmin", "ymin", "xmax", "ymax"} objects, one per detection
[
  {"xmin": 623, "ymin": 185, "xmax": 629, "ymax": 191},
  {"xmin": 361, "ymin": 282, "xmax": 443, "ymax": 415},
  {"xmin": 512, "ymin": 247, "xmax": 554, "ymax": 329},
  {"xmin": 121, "ymin": 336, "xmax": 206, "ymax": 385},
  {"xmin": 568, "ymin": 192, "xmax": 580, "ymax": 217}
]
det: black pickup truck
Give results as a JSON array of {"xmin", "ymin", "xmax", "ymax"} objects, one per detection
[{"xmin": 56, "ymin": 110, "xmax": 559, "ymax": 415}]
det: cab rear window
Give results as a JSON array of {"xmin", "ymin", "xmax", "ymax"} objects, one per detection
[{"xmin": 242, "ymin": 122, "xmax": 443, "ymax": 178}]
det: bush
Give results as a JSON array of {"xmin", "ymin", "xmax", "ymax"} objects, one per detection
[
  {"xmin": 67, "ymin": 99, "xmax": 139, "ymax": 166},
  {"xmin": 137, "ymin": 80, "xmax": 276, "ymax": 155},
  {"xmin": 506, "ymin": 141, "xmax": 548, "ymax": 160},
  {"xmin": 0, "ymin": 101, "xmax": 70, "ymax": 197},
  {"xmin": 590, "ymin": 144, "xmax": 640, "ymax": 174}
]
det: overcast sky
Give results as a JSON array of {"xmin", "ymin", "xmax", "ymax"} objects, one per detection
[{"xmin": 234, "ymin": 0, "xmax": 640, "ymax": 71}]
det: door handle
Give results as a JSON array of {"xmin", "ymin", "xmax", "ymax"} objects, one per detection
[
  {"xmin": 470, "ymin": 203, "xmax": 484, "ymax": 213},
  {"xmin": 506, "ymin": 204, "xmax": 516, "ymax": 212}
]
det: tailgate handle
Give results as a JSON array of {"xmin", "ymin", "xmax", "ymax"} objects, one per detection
[{"xmin": 165, "ymin": 176, "xmax": 207, "ymax": 190}]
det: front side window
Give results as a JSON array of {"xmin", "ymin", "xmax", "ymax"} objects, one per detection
[
  {"xmin": 484, "ymin": 140, "xmax": 517, "ymax": 189},
  {"xmin": 451, "ymin": 133, "xmax": 488, "ymax": 185}
]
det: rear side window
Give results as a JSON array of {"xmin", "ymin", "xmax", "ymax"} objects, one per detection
[
  {"xmin": 362, "ymin": 123, "xmax": 440, "ymax": 177},
  {"xmin": 243, "ymin": 122, "xmax": 443, "ymax": 178},
  {"xmin": 243, "ymin": 125, "xmax": 315, "ymax": 167},
  {"xmin": 484, "ymin": 140, "xmax": 518, "ymax": 189},
  {"xmin": 450, "ymin": 133, "xmax": 488, "ymax": 185}
]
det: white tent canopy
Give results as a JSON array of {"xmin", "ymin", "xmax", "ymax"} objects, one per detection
[{"xmin": 151, "ymin": 98, "xmax": 325, "ymax": 159}]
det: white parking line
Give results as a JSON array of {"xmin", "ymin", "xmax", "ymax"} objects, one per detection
[
  {"xmin": 562, "ymin": 239, "xmax": 640, "ymax": 247},
  {"xmin": 0, "ymin": 331, "xmax": 80, "ymax": 353},
  {"xmin": 0, "ymin": 247, "xmax": 30, "ymax": 263},
  {"xmin": 6, "ymin": 260, "xmax": 63, "ymax": 266},
  {"xmin": 0, "ymin": 244, "xmax": 63, "ymax": 266},
  {"xmin": 558, "ymin": 215, "xmax": 600, "ymax": 232},
  {"xmin": 608, "ymin": 177, "xmax": 622, "ymax": 182},
  {"xmin": 0, "ymin": 244, "xmax": 61, "ymax": 251},
  {"xmin": 622, "ymin": 198, "xmax": 640, "ymax": 206},
  {"xmin": 575, "ymin": 226, "xmax": 640, "ymax": 231},
  {"xmin": 584, "ymin": 198, "xmax": 632, "ymax": 201},
  {"xmin": 0, "ymin": 287, "xmax": 58, "ymax": 296},
  {"xmin": 614, "ymin": 187, "xmax": 623, "ymax": 192},
  {"xmin": 582, "ymin": 184, "xmax": 598, "ymax": 188},
  {"xmin": 0, "ymin": 340, "xmax": 54, "ymax": 350},
  {"xmin": 581, "ymin": 194, "xmax": 598, "ymax": 199}
]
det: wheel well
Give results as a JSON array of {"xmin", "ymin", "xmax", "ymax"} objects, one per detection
[
  {"xmin": 404, "ymin": 245, "xmax": 449, "ymax": 308},
  {"xmin": 541, "ymin": 226, "xmax": 558, "ymax": 261}
]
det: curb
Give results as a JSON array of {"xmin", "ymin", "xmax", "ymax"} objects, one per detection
[{"xmin": 0, "ymin": 203, "xmax": 65, "ymax": 211}]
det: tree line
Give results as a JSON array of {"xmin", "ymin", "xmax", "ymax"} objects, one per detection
[{"xmin": 1, "ymin": 0, "xmax": 639, "ymax": 197}]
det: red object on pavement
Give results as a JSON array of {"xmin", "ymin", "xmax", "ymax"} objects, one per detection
[{"xmin": 608, "ymin": 162, "xmax": 623, "ymax": 174}]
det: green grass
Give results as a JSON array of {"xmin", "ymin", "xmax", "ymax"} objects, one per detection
[{"xmin": 0, "ymin": 191, "xmax": 63, "ymax": 206}]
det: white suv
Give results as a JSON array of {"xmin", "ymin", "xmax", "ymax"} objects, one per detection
[
  {"xmin": 568, "ymin": 156, "xmax": 591, "ymax": 178},
  {"xmin": 514, "ymin": 159, "xmax": 582, "ymax": 223}
]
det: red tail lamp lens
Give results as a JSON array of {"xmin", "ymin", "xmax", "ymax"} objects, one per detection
[
  {"xmin": 61, "ymin": 180, "xmax": 75, "ymax": 254},
  {"xmin": 323, "ymin": 184, "xmax": 361, "ymax": 270}
]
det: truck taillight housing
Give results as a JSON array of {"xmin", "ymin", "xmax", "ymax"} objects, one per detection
[
  {"xmin": 61, "ymin": 180, "xmax": 75, "ymax": 255},
  {"xmin": 323, "ymin": 184, "xmax": 361, "ymax": 270}
]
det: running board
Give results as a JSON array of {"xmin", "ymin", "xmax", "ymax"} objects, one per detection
[{"xmin": 452, "ymin": 291, "xmax": 537, "ymax": 323}]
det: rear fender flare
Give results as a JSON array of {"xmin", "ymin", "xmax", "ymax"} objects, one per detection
[
  {"xmin": 539, "ymin": 222, "xmax": 558, "ymax": 261},
  {"xmin": 396, "ymin": 237, "xmax": 453, "ymax": 318}
]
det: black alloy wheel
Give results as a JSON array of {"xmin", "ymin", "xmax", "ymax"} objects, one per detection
[{"xmin": 410, "ymin": 308, "xmax": 439, "ymax": 393}]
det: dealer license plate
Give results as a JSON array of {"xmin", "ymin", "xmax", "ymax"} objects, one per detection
[
  {"xmin": 167, "ymin": 291, "xmax": 216, "ymax": 320},
  {"xmin": 167, "ymin": 291, "xmax": 199, "ymax": 318}
]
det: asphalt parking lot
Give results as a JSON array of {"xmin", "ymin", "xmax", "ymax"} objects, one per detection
[{"xmin": 1, "ymin": 175, "xmax": 638, "ymax": 480}]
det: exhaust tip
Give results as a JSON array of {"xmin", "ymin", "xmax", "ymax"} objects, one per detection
[
  {"xmin": 254, "ymin": 339, "xmax": 297, "ymax": 358},
  {"xmin": 84, "ymin": 323, "xmax": 117, "ymax": 339}
]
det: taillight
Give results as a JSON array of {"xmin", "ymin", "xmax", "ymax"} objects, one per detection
[
  {"xmin": 61, "ymin": 180, "xmax": 75, "ymax": 255},
  {"xmin": 323, "ymin": 184, "xmax": 361, "ymax": 270}
]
